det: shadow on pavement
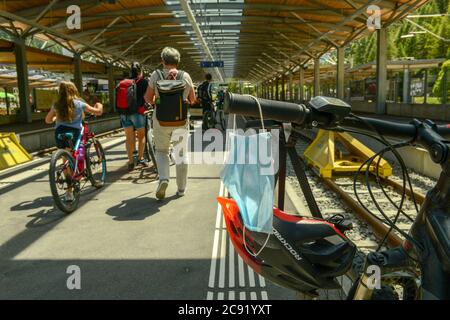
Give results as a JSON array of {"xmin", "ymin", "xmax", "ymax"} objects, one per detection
[
  {"xmin": 106, "ymin": 192, "xmax": 178, "ymax": 221},
  {"xmin": 10, "ymin": 196, "xmax": 54, "ymax": 211},
  {"xmin": 0, "ymin": 164, "xmax": 128, "ymax": 260}
]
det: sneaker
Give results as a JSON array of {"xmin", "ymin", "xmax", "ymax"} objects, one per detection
[
  {"xmin": 137, "ymin": 159, "xmax": 149, "ymax": 168},
  {"xmin": 127, "ymin": 162, "xmax": 135, "ymax": 172},
  {"xmin": 65, "ymin": 191, "xmax": 74, "ymax": 202},
  {"xmin": 176, "ymin": 188, "xmax": 186, "ymax": 197},
  {"xmin": 156, "ymin": 180, "xmax": 169, "ymax": 200}
]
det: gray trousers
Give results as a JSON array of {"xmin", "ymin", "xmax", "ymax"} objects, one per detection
[{"xmin": 153, "ymin": 114, "xmax": 189, "ymax": 191}]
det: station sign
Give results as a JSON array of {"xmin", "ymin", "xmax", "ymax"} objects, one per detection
[{"xmin": 200, "ymin": 61, "xmax": 224, "ymax": 68}]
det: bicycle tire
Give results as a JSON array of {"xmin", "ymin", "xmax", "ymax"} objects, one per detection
[
  {"xmin": 86, "ymin": 138, "xmax": 107, "ymax": 188},
  {"xmin": 145, "ymin": 124, "xmax": 158, "ymax": 172},
  {"xmin": 49, "ymin": 149, "xmax": 80, "ymax": 214},
  {"xmin": 145, "ymin": 139, "xmax": 158, "ymax": 172},
  {"xmin": 218, "ymin": 110, "xmax": 227, "ymax": 130},
  {"xmin": 202, "ymin": 110, "xmax": 215, "ymax": 130}
]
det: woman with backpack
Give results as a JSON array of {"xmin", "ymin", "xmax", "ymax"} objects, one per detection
[
  {"xmin": 144, "ymin": 47, "xmax": 196, "ymax": 200},
  {"xmin": 116, "ymin": 62, "xmax": 149, "ymax": 171}
]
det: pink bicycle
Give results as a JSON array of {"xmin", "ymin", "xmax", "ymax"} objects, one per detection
[{"xmin": 49, "ymin": 118, "xmax": 106, "ymax": 213}]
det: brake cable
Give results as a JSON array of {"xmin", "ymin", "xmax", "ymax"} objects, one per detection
[{"xmin": 331, "ymin": 117, "xmax": 425, "ymax": 255}]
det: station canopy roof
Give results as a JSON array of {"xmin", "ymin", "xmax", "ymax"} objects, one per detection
[{"xmin": 0, "ymin": 0, "xmax": 428, "ymax": 82}]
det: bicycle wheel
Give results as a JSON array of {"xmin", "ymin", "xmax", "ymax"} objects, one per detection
[
  {"xmin": 49, "ymin": 149, "xmax": 80, "ymax": 214},
  {"xmin": 218, "ymin": 110, "xmax": 227, "ymax": 130},
  {"xmin": 86, "ymin": 138, "xmax": 107, "ymax": 188},
  {"xmin": 145, "ymin": 126, "xmax": 158, "ymax": 172},
  {"xmin": 202, "ymin": 110, "xmax": 215, "ymax": 130}
]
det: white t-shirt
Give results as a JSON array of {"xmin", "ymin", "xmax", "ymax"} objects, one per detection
[{"xmin": 148, "ymin": 68, "xmax": 194, "ymax": 100}]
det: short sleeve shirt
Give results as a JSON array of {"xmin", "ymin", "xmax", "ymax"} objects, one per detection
[
  {"xmin": 55, "ymin": 99, "xmax": 87, "ymax": 130},
  {"xmin": 148, "ymin": 68, "xmax": 194, "ymax": 101}
]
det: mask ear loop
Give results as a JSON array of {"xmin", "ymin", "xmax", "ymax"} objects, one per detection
[
  {"xmin": 241, "ymin": 94, "xmax": 271, "ymax": 258},
  {"xmin": 243, "ymin": 94, "xmax": 265, "ymax": 132}
]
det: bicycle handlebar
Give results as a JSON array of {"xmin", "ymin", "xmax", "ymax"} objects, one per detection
[
  {"xmin": 225, "ymin": 92, "xmax": 310, "ymax": 125},
  {"xmin": 224, "ymin": 92, "xmax": 450, "ymax": 141}
]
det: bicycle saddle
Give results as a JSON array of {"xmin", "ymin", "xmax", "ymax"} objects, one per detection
[
  {"xmin": 217, "ymin": 197, "xmax": 357, "ymax": 293},
  {"xmin": 57, "ymin": 132, "xmax": 74, "ymax": 140}
]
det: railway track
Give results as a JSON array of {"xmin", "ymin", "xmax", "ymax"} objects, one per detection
[
  {"xmin": 286, "ymin": 129, "xmax": 436, "ymax": 299},
  {"xmin": 290, "ymin": 130, "xmax": 428, "ymax": 248}
]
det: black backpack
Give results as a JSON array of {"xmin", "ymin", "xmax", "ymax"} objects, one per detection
[
  {"xmin": 155, "ymin": 69, "xmax": 187, "ymax": 127},
  {"xmin": 197, "ymin": 80, "xmax": 211, "ymax": 102}
]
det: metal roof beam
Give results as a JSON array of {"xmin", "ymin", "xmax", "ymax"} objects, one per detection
[
  {"xmin": 179, "ymin": 0, "xmax": 223, "ymax": 82},
  {"xmin": 0, "ymin": 9, "xmax": 131, "ymax": 66}
]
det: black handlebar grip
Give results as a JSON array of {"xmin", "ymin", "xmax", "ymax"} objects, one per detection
[{"xmin": 224, "ymin": 92, "xmax": 309, "ymax": 125}]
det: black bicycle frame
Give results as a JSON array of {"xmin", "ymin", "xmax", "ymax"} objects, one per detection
[{"xmin": 251, "ymin": 118, "xmax": 450, "ymax": 300}]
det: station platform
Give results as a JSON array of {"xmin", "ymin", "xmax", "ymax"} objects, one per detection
[
  {"xmin": 353, "ymin": 111, "xmax": 449, "ymax": 125},
  {"xmin": 0, "ymin": 127, "xmax": 298, "ymax": 300}
]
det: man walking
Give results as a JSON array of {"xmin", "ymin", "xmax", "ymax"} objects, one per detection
[
  {"xmin": 145, "ymin": 47, "xmax": 196, "ymax": 200},
  {"xmin": 197, "ymin": 73, "xmax": 213, "ymax": 111}
]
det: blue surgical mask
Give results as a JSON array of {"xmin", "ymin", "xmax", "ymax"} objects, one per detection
[{"xmin": 220, "ymin": 130, "xmax": 275, "ymax": 235}]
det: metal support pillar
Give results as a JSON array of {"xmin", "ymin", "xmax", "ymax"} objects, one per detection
[
  {"xmin": 281, "ymin": 75, "xmax": 286, "ymax": 101},
  {"xmin": 288, "ymin": 72, "xmax": 293, "ymax": 101},
  {"xmin": 403, "ymin": 67, "xmax": 410, "ymax": 104},
  {"xmin": 314, "ymin": 57, "xmax": 320, "ymax": 97},
  {"xmin": 73, "ymin": 53, "xmax": 83, "ymax": 94},
  {"xmin": 423, "ymin": 70, "xmax": 428, "ymax": 104},
  {"xmin": 443, "ymin": 68, "xmax": 448, "ymax": 104},
  {"xmin": 4, "ymin": 87, "xmax": 10, "ymax": 115},
  {"xmin": 271, "ymin": 81, "xmax": 274, "ymax": 100},
  {"xmin": 337, "ymin": 46, "xmax": 345, "ymax": 100},
  {"xmin": 276, "ymin": 78, "xmax": 279, "ymax": 100},
  {"xmin": 108, "ymin": 64, "xmax": 116, "ymax": 113},
  {"xmin": 299, "ymin": 67, "xmax": 305, "ymax": 102},
  {"xmin": 376, "ymin": 27, "xmax": 387, "ymax": 114},
  {"xmin": 14, "ymin": 37, "xmax": 32, "ymax": 123}
]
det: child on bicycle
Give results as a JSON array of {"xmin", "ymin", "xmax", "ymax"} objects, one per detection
[{"xmin": 45, "ymin": 81, "xmax": 103, "ymax": 201}]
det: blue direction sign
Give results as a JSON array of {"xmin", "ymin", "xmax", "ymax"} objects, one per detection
[{"xmin": 200, "ymin": 61, "xmax": 224, "ymax": 68}]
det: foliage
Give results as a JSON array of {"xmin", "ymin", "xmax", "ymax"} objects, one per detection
[
  {"xmin": 431, "ymin": 59, "xmax": 450, "ymax": 101},
  {"xmin": 348, "ymin": 0, "xmax": 450, "ymax": 65}
]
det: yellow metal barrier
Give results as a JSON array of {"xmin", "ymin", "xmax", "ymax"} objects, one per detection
[
  {"xmin": 0, "ymin": 132, "xmax": 33, "ymax": 170},
  {"xmin": 303, "ymin": 129, "xmax": 392, "ymax": 178}
]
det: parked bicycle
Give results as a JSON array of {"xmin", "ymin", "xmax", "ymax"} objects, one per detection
[
  {"xmin": 49, "ymin": 116, "xmax": 106, "ymax": 213},
  {"xmin": 202, "ymin": 101, "xmax": 227, "ymax": 131},
  {"xmin": 143, "ymin": 107, "xmax": 158, "ymax": 172},
  {"xmin": 219, "ymin": 93, "xmax": 450, "ymax": 300}
]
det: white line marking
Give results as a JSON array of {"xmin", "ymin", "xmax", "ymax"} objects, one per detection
[
  {"xmin": 250, "ymin": 292, "xmax": 257, "ymax": 300},
  {"xmin": 215, "ymin": 182, "xmax": 224, "ymax": 229},
  {"xmin": 208, "ymin": 229, "xmax": 221, "ymax": 288},
  {"xmin": 258, "ymin": 275, "xmax": 266, "ymax": 287},
  {"xmin": 207, "ymin": 291, "xmax": 213, "ymax": 300},
  {"xmin": 228, "ymin": 236, "xmax": 235, "ymax": 288},
  {"xmin": 238, "ymin": 255, "xmax": 245, "ymax": 287},
  {"xmin": 229, "ymin": 291, "xmax": 235, "ymax": 300},
  {"xmin": 248, "ymin": 265, "xmax": 256, "ymax": 287},
  {"xmin": 261, "ymin": 291, "xmax": 269, "ymax": 300},
  {"xmin": 208, "ymin": 182, "xmax": 225, "ymax": 289},
  {"xmin": 239, "ymin": 292, "xmax": 246, "ymax": 300},
  {"xmin": 217, "ymin": 292, "xmax": 224, "ymax": 300},
  {"xmin": 218, "ymin": 229, "xmax": 227, "ymax": 288}
]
